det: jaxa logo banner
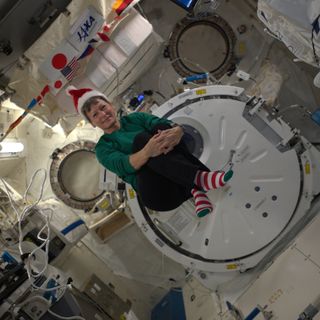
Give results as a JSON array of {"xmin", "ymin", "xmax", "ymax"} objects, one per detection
[{"xmin": 68, "ymin": 6, "xmax": 105, "ymax": 51}]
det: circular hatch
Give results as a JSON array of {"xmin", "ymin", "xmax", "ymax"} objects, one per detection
[
  {"xmin": 168, "ymin": 15, "xmax": 236, "ymax": 79},
  {"xmin": 127, "ymin": 86, "xmax": 304, "ymax": 272},
  {"xmin": 50, "ymin": 140, "xmax": 104, "ymax": 210}
]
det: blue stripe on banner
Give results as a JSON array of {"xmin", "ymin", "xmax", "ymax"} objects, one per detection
[
  {"xmin": 78, "ymin": 45, "xmax": 94, "ymax": 60},
  {"xmin": 27, "ymin": 98, "xmax": 38, "ymax": 110}
]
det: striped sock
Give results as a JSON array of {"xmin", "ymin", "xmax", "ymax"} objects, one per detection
[
  {"xmin": 191, "ymin": 188, "xmax": 214, "ymax": 218},
  {"xmin": 194, "ymin": 170, "xmax": 233, "ymax": 192}
]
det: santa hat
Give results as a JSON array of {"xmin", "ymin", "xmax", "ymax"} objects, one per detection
[{"xmin": 66, "ymin": 86, "xmax": 109, "ymax": 120}]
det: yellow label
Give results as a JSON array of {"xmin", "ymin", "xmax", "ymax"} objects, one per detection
[
  {"xmin": 226, "ymin": 264, "xmax": 238, "ymax": 270},
  {"xmin": 305, "ymin": 162, "xmax": 310, "ymax": 174},
  {"xmin": 128, "ymin": 188, "xmax": 136, "ymax": 199},
  {"xmin": 99, "ymin": 199, "xmax": 110, "ymax": 209},
  {"xmin": 238, "ymin": 41, "xmax": 246, "ymax": 55},
  {"xmin": 196, "ymin": 89, "xmax": 207, "ymax": 95},
  {"xmin": 268, "ymin": 288, "xmax": 283, "ymax": 304}
]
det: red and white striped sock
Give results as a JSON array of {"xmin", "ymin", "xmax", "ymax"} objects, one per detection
[
  {"xmin": 191, "ymin": 188, "xmax": 214, "ymax": 218},
  {"xmin": 194, "ymin": 170, "xmax": 233, "ymax": 192}
]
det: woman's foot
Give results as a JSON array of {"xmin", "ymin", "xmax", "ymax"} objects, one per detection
[
  {"xmin": 191, "ymin": 188, "xmax": 214, "ymax": 218},
  {"xmin": 194, "ymin": 169, "xmax": 233, "ymax": 192}
]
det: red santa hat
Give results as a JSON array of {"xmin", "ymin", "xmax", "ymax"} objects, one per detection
[{"xmin": 66, "ymin": 86, "xmax": 109, "ymax": 120}]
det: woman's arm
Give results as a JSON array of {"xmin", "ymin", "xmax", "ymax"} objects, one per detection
[{"xmin": 129, "ymin": 149, "xmax": 149, "ymax": 170}]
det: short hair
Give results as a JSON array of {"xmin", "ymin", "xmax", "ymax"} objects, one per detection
[{"xmin": 82, "ymin": 96, "xmax": 110, "ymax": 122}]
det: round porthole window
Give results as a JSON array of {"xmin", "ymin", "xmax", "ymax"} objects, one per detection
[
  {"xmin": 168, "ymin": 15, "xmax": 236, "ymax": 79},
  {"xmin": 49, "ymin": 140, "xmax": 104, "ymax": 210},
  {"xmin": 181, "ymin": 124, "xmax": 204, "ymax": 158}
]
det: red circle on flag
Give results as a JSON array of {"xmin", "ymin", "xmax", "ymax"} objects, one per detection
[
  {"xmin": 54, "ymin": 80, "xmax": 63, "ymax": 89},
  {"xmin": 52, "ymin": 53, "xmax": 67, "ymax": 69}
]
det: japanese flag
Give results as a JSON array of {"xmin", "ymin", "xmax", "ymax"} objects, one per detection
[
  {"xmin": 39, "ymin": 41, "xmax": 80, "ymax": 83},
  {"xmin": 48, "ymin": 76, "xmax": 68, "ymax": 96}
]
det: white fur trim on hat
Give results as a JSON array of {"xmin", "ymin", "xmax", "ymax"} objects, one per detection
[{"xmin": 66, "ymin": 85, "xmax": 77, "ymax": 96}]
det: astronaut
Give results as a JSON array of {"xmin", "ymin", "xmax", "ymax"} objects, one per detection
[{"xmin": 67, "ymin": 87, "xmax": 233, "ymax": 217}]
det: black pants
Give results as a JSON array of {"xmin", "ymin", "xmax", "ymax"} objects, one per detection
[{"xmin": 132, "ymin": 124, "xmax": 210, "ymax": 211}]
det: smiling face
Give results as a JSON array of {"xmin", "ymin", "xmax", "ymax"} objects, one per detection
[{"xmin": 84, "ymin": 97, "xmax": 120, "ymax": 133}]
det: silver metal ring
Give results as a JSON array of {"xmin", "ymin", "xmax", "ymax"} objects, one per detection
[
  {"xmin": 49, "ymin": 140, "xmax": 104, "ymax": 210},
  {"xmin": 168, "ymin": 15, "xmax": 237, "ymax": 80}
]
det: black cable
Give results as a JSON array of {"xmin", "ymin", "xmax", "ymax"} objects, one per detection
[
  {"xmin": 0, "ymin": 59, "xmax": 18, "ymax": 78},
  {"xmin": 154, "ymin": 90, "xmax": 166, "ymax": 100},
  {"xmin": 311, "ymin": 15, "xmax": 320, "ymax": 66}
]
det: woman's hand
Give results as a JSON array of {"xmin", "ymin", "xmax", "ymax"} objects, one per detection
[
  {"xmin": 139, "ymin": 126, "xmax": 184, "ymax": 160},
  {"xmin": 129, "ymin": 127, "xmax": 184, "ymax": 169},
  {"xmin": 142, "ymin": 132, "xmax": 169, "ymax": 158},
  {"xmin": 156, "ymin": 126, "xmax": 184, "ymax": 154},
  {"xmin": 130, "ymin": 133, "xmax": 167, "ymax": 169}
]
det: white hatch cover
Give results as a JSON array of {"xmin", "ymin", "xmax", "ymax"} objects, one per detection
[{"xmin": 128, "ymin": 86, "xmax": 302, "ymax": 270}]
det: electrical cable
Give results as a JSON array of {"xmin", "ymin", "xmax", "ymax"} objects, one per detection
[
  {"xmin": 47, "ymin": 309, "xmax": 86, "ymax": 320},
  {"xmin": 0, "ymin": 178, "xmax": 20, "ymax": 218},
  {"xmin": 276, "ymin": 104, "xmax": 310, "ymax": 117},
  {"xmin": 16, "ymin": 294, "xmax": 50, "ymax": 308},
  {"xmin": 214, "ymin": 290, "xmax": 224, "ymax": 320},
  {"xmin": 18, "ymin": 169, "xmax": 47, "ymax": 256},
  {"xmin": 23, "ymin": 168, "xmax": 47, "ymax": 207},
  {"xmin": 31, "ymin": 282, "xmax": 69, "ymax": 292},
  {"xmin": 16, "ymin": 295, "xmax": 85, "ymax": 320},
  {"xmin": 0, "ymin": 59, "xmax": 18, "ymax": 78},
  {"xmin": 25, "ymin": 209, "xmax": 52, "ymax": 279},
  {"xmin": 154, "ymin": 90, "xmax": 166, "ymax": 100},
  {"xmin": 1, "ymin": 170, "xmax": 69, "ymax": 295},
  {"xmin": 311, "ymin": 15, "xmax": 320, "ymax": 67},
  {"xmin": 158, "ymin": 56, "xmax": 218, "ymax": 98},
  {"xmin": 136, "ymin": 2, "xmax": 148, "ymax": 20}
]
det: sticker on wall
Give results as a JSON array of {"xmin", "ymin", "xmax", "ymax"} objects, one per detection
[
  {"xmin": 196, "ymin": 89, "xmax": 207, "ymax": 95},
  {"xmin": 226, "ymin": 263, "xmax": 238, "ymax": 270},
  {"xmin": 128, "ymin": 188, "xmax": 136, "ymax": 199}
]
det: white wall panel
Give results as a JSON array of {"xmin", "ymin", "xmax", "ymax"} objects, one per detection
[{"xmin": 235, "ymin": 213, "xmax": 320, "ymax": 320}]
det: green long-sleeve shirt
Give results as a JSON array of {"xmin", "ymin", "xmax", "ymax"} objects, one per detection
[{"xmin": 95, "ymin": 112, "xmax": 171, "ymax": 190}]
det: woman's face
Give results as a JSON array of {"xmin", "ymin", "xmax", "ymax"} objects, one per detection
[{"xmin": 85, "ymin": 98, "xmax": 119, "ymax": 133}]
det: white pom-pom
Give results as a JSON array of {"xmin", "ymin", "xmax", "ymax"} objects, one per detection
[{"xmin": 66, "ymin": 85, "xmax": 77, "ymax": 97}]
